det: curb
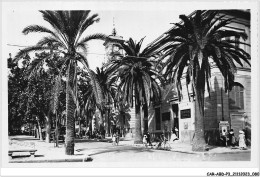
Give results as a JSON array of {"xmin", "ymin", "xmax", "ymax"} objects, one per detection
[
  {"xmin": 120, "ymin": 142, "xmax": 251, "ymax": 155},
  {"xmin": 9, "ymin": 156, "xmax": 93, "ymax": 163},
  {"xmin": 169, "ymin": 149, "xmax": 251, "ymax": 155}
]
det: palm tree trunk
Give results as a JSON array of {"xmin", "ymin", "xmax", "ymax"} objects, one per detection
[
  {"xmin": 65, "ymin": 61, "xmax": 76, "ymax": 155},
  {"xmin": 192, "ymin": 65, "xmax": 207, "ymax": 152},
  {"xmin": 78, "ymin": 118, "xmax": 82, "ymax": 138},
  {"xmin": 134, "ymin": 100, "xmax": 142, "ymax": 144},
  {"xmin": 55, "ymin": 112, "xmax": 59, "ymax": 147},
  {"xmin": 192, "ymin": 91, "xmax": 207, "ymax": 151},
  {"xmin": 107, "ymin": 108, "xmax": 111, "ymax": 137}
]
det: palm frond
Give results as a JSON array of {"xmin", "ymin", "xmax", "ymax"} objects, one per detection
[
  {"xmin": 14, "ymin": 46, "xmax": 51, "ymax": 62},
  {"xmin": 76, "ymin": 52, "xmax": 89, "ymax": 69},
  {"xmin": 22, "ymin": 25, "xmax": 55, "ymax": 35},
  {"xmin": 26, "ymin": 56, "xmax": 46, "ymax": 80},
  {"xmin": 36, "ymin": 36, "xmax": 67, "ymax": 50},
  {"xmin": 77, "ymin": 33, "xmax": 108, "ymax": 47},
  {"xmin": 88, "ymin": 69, "xmax": 104, "ymax": 105}
]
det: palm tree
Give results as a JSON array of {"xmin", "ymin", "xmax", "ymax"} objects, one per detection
[
  {"xmin": 15, "ymin": 11, "xmax": 108, "ymax": 155},
  {"xmin": 95, "ymin": 67, "xmax": 117, "ymax": 136},
  {"xmin": 109, "ymin": 38, "xmax": 162, "ymax": 143},
  {"xmin": 79, "ymin": 68, "xmax": 104, "ymax": 134},
  {"xmin": 157, "ymin": 10, "xmax": 250, "ymax": 151},
  {"xmin": 113, "ymin": 95, "xmax": 132, "ymax": 136},
  {"xmin": 79, "ymin": 67, "xmax": 117, "ymax": 137}
]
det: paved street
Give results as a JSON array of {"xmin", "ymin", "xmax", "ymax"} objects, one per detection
[
  {"xmin": 6, "ymin": 135, "xmax": 251, "ymax": 168},
  {"xmin": 87, "ymin": 145, "xmax": 250, "ymax": 162}
]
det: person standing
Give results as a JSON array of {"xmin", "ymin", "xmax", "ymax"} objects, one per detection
[
  {"xmin": 143, "ymin": 134, "xmax": 148, "ymax": 148},
  {"xmin": 171, "ymin": 128, "xmax": 179, "ymax": 142},
  {"xmin": 228, "ymin": 129, "xmax": 236, "ymax": 147},
  {"xmin": 115, "ymin": 131, "xmax": 120, "ymax": 146},
  {"xmin": 221, "ymin": 129, "xmax": 228, "ymax": 146},
  {"xmin": 174, "ymin": 127, "xmax": 179, "ymax": 138},
  {"xmin": 112, "ymin": 132, "xmax": 116, "ymax": 146},
  {"xmin": 238, "ymin": 130, "xmax": 247, "ymax": 150},
  {"xmin": 146, "ymin": 132, "xmax": 152, "ymax": 146}
]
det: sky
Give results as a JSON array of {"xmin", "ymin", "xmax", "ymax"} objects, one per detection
[
  {"xmin": 2, "ymin": 1, "xmax": 256, "ymax": 69},
  {"xmin": 2, "ymin": 2, "xmax": 196, "ymax": 69}
]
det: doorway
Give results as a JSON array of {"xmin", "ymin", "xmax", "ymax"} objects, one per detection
[{"xmin": 172, "ymin": 104, "xmax": 179, "ymax": 138}]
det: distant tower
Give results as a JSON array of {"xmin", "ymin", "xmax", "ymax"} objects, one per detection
[{"xmin": 103, "ymin": 18, "xmax": 124, "ymax": 62}]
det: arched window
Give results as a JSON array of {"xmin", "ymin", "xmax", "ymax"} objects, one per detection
[{"xmin": 229, "ymin": 85, "xmax": 244, "ymax": 110}]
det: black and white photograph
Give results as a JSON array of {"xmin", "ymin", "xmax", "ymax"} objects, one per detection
[{"xmin": 1, "ymin": 0, "xmax": 259, "ymax": 176}]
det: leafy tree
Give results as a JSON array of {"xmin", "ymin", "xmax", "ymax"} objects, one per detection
[
  {"xmin": 8, "ymin": 54, "xmax": 29, "ymax": 135},
  {"xmin": 158, "ymin": 10, "xmax": 250, "ymax": 151},
  {"xmin": 25, "ymin": 52, "xmax": 59, "ymax": 141},
  {"xmin": 109, "ymin": 38, "xmax": 162, "ymax": 143},
  {"xmin": 15, "ymin": 11, "xmax": 108, "ymax": 155}
]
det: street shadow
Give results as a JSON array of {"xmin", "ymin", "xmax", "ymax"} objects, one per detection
[
  {"xmin": 74, "ymin": 139, "xmax": 111, "ymax": 143},
  {"xmin": 76, "ymin": 145, "xmax": 154, "ymax": 156},
  {"xmin": 87, "ymin": 147, "xmax": 154, "ymax": 156},
  {"xmin": 10, "ymin": 137, "xmax": 39, "ymax": 141},
  {"xmin": 11, "ymin": 154, "xmax": 44, "ymax": 159}
]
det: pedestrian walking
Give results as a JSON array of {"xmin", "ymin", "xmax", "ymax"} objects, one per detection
[{"xmin": 238, "ymin": 130, "xmax": 247, "ymax": 150}]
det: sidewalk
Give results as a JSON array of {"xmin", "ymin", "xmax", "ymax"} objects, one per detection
[
  {"xmin": 119, "ymin": 139, "xmax": 251, "ymax": 155},
  {"xmin": 8, "ymin": 135, "xmax": 250, "ymax": 163},
  {"xmin": 9, "ymin": 136, "xmax": 92, "ymax": 163}
]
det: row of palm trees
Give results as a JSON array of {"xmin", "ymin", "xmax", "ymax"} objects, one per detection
[{"xmin": 13, "ymin": 10, "xmax": 250, "ymax": 154}]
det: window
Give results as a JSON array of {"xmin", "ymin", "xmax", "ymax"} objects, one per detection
[
  {"xmin": 229, "ymin": 85, "xmax": 244, "ymax": 110},
  {"xmin": 155, "ymin": 107, "xmax": 161, "ymax": 130}
]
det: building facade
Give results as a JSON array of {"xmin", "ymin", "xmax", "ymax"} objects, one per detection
[{"xmin": 147, "ymin": 10, "xmax": 251, "ymax": 145}]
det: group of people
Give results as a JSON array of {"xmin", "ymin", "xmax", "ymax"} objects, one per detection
[
  {"xmin": 141, "ymin": 128, "xmax": 179, "ymax": 149},
  {"xmin": 84, "ymin": 129, "xmax": 104, "ymax": 139},
  {"xmin": 221, "ymin": 129, "xmax": 247, "ymax": 150}
]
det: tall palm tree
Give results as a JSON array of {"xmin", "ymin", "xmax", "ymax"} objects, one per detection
[
  {"xmin": 95, "ymin": 67, "xmax": 117, "ymax": 136},
  {"xmin": 79, "ymin": 67, "xmax": 105, "ymax": 134},
  {"xmin": 158, "ymin": 10, "xmax": 250, "ymax": 151},
  {"xmin": 15, "ymin": 11, "xmax": 108, "ymax": 155},
  {"xmin": 109, "ymin": 38, "xmax": 162, "ymax": 143}
]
